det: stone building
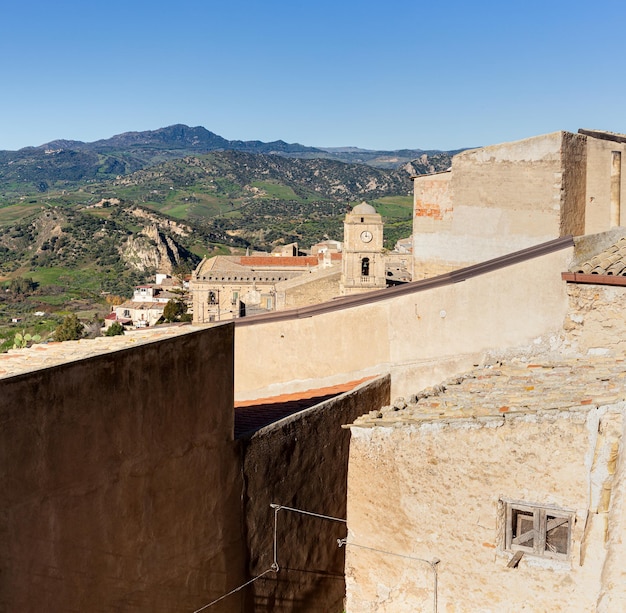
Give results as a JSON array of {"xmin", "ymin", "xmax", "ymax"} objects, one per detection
[
  {"xmin": 191, "ymin": 252, "xmax": 343, "ymax": 322},
  {"xmin": 344, "ymin": 356, "xmax": 626, "ymax": 612},
  {"xmin": 104, "ymin": 274, "xmax": 185, "ymax": 329},
  {"xmin": 412, "ymin": 129, "xmax": 626, "ymax": 279},
  {"xmin": 342, "ymin": 230, "xmax": 626, "ymax": 612},
  {"xmin": 191, "ymin": 201, "xmax": 410, "ymax": 321}
]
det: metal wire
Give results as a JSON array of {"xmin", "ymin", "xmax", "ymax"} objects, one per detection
[
  {"xmin": 269, "ymin": 503, "xmax": 347, "ymax": 523},
  {"xmin": 191, "ymin": 568, "xmax": 275, "ymax": 613},
  {"xmin": 338, "ymin": 539, "xmax": 440, "ymax": 613}
]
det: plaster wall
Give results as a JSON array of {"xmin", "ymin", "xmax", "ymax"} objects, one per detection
[
  {"xmin": 585, "ymin": 137, "xmax": 626, "ymax": 235},
  {"xmin": 235, "ymin": 247, "xmax": 573, "ymax": 403},
  {"xmin": 413, "ymin": 132, "xmax": 587, "ymax": 271},
  {"xmin": 345, "ymin": 407, "xmax": 625, "ymax": 613},
  {"xmin": 0, "ymin": 325, "xmax": 245, "ymax": 613},
  {"xmin": 241, "ymin": 376, "xmax": 390, "ymax": 613}
]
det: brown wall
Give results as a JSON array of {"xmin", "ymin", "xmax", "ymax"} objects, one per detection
[
  {"xmin": 241, "ymin": 376, "xmax": 391, "ymax": 613},
  {"xmin": 0, "ymin": 325, "xmax": 246, "ymax": 613}
]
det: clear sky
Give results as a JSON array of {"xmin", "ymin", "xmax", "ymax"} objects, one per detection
[{"xmin": 1, "ymin": 0, "xmax": 624, "ymax": 152}]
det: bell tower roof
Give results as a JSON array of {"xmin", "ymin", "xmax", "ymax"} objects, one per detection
[{"xmin": 352, "ymin": 201, "xmax": 377, "ymax": 215}]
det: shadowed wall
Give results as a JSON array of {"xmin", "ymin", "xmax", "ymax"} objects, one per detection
[
  {"xmin": 0, "ymin": 324, "xmax": 245, "ymax": 613},
  {"xmin": 241, "ymin": 376, "xmax": 390, "ymax": 613}
]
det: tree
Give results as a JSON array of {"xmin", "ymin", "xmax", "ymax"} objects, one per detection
[
  {"xmin": 9, "ymin": 277, "xmax": 38, "ymax": 295},
  {"xmin": 163, "ymin": 299, "xmax": 187, "ymax": 323},
  {"xmin": 54, "ymin": 314, "xmax": 84, "ymax": 342},
  {"xmin": 104, "ymin": 322, "xmax": 125, "ymax": 336}
]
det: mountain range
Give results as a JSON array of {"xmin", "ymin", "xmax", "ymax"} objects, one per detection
[{"xmin": 0, "ymin": 124, "xmax": 461, "ymax": 198}]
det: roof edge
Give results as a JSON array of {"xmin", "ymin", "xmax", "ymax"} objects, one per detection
[{"xmin": 235, "ymin": 235, "xmax": 575, "ymax": 327}]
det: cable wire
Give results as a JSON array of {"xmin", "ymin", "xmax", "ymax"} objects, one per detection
[
  {"xmin": 338, "ymin": 539, "xmax": 440, "ymax": 613},
  {"xmin": 191, "ymin": 567, "xmax": 275, "ymax": 613},
  {"xmin": 270, "ymin": 503, "xmax": 347, "ymax": 523}
]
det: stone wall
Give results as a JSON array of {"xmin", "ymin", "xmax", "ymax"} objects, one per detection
[
  {"xmin": 0, "ymin": 325, "xmax": 246, "ymax": 613},
  {"xmin": 241, "ymin": 376, "xmax": 390, "ymax": 613},
  {"xmin": 345, "ymin": 407, "xmax": 625, "ymax": 612},
  {"xmin": 564, "ymin": 282, "xmax": 626, "ymax": 354},
  {"xmin": 276, "ymin": 268, "xmax": 342, "ymax": 310}
]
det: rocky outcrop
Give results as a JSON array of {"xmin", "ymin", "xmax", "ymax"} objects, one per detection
[{"xmin": 120, "ymin": 224, "xmax": 187, "ymax": 273}]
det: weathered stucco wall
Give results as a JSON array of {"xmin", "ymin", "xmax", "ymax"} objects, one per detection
[
  {"xmin": 241, "ymin": 376, "xmax": 390, "ymax": 613},
  {"xmin": 585, "ymin": 137, "xmax": 626, "ymax": 235},
  {"xmin": 345, "ymin": 407, "xmax": 625, "ymax": 613},
  {"xmin": 413, "ymin": 132, "xmax": 588, "ymax": 274},
  {"xmin": 0, "ymin": 325, "xmax": 245, "ymax": 613},
  {"xmin": 235, "ymin": 246, "xmax": 573, "ymax": 402}
]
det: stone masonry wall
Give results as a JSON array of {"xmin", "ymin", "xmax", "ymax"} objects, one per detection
[
  {"xmin": 241, "ymin": 376, "xmax": 390, "ymax": 613},
  {"xmin": 0, "ymin": 325, "xmax": 246, "ymax": 613},
  {"xmin": 564, "ymin": 283, "xmax": 626, "ymax": 355},
  {"xmin": 345, "ymin": 407, "xmax": 624, "ymax": 613}
]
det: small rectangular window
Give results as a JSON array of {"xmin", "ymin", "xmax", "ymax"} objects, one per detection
[{"xmin": 504, "ymin": 501, "xmax": 573, "ymax": 560}]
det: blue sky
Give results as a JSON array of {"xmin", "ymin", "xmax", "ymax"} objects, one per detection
[{"xmin": 1, "ymin": 0, "xmax": 625, "ymax": 152}]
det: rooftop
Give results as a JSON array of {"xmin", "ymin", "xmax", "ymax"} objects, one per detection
[
  {"xmin": 562, "ymin": 230, "xmax": 626, "ymax": 286},
  {"xmin": 234, "ymin": 377, "xmax": 373, "ymax": 438},
  {"xmin": 350, "ymin": 354, "xmax": 626, "ymax": 428}
]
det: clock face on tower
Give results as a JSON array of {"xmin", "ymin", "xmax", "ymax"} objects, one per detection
[{"xmin": 360, "ymin": 230, "xmax": 373, "ymax": 243}]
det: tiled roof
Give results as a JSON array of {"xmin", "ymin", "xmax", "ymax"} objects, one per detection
[
  {"xmin": 235, "ymin": 377, "xmax": 374, "ymax": 438},
  {"xmin": 116, "ymin": 301, "xmax": 165, "ymax": 310},
  {"xmin": 351, "ymin": 355, "xmax": 626, "ymax": 428},
  {"xmin": 573, "ymin": 237, "xmax": 626, "ymax": 276},
  {"xmin": 239, "ymin": 256, "xmax": 319, "ymax": 267}
]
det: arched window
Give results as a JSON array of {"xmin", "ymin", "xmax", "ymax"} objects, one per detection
[{"xmin": 361, "ymin": 257, "xmax": 370, "ymax": 277}]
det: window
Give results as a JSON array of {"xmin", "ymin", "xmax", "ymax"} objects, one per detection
[
  {"xmin": 504, "ymin": 501, "xmax": 573, "ymax": 560},
  {"xmin": 208, "ymin": 291, "xmax": 217, "ymax": 304},
  {"xmin": 361, "ymin": 257, "xmax": 370, "ymax": 276}
]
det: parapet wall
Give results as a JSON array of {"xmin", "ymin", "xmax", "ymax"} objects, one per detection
[
  {"xmin": 0, "ymin": 325, "xmax": 245, "ymax": 613},
  {"xmin": 234, "ymin": 239, "xmax": 574, "ymax": 403}
]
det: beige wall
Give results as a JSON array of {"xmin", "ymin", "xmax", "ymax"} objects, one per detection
[
  {"xmin": 345, "ymin": 406, "xmax": 626, "ymax": 613},
  {"xmin": 234, "ymin": 246, "xmax": 573, "ymax": 402},
  {"xmin": 413, "ymin": 132, "xmax": 587, "ymax": 273},
  {"xmin": 585, "ymin": 137, "xmax": 626, "ymax": 234},
  {"xmin": 276, "ymin": 269, "xmax": 342, "ymax": 310},
  {"xmin": 0, "ymin": 325, "xmax": 246, "ymax": 613}
]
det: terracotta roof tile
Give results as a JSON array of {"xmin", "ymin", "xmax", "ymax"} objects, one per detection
[
  {"xmin": 234, "ymin": 377, "xmax": 374, "ymax": 438},
  {"xmin": 351, "ymin": 356, "xmax": 626, "ymax": 428},
  {"xmin": 574, "ymin": 237, "xmax": 626, "ymax": 276}
]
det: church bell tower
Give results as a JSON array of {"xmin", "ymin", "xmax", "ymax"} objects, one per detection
[{"xmin": 341, "ymin": 201, "xmax": 386, "ymax": 295}]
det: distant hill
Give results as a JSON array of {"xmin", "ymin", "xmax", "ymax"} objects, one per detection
[{"xmin": 0, "ymin": 124, "xmax": 459, "ymax": 198}]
